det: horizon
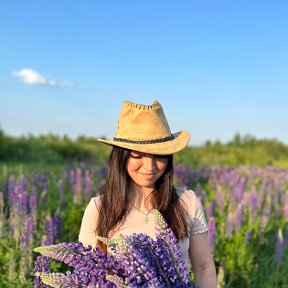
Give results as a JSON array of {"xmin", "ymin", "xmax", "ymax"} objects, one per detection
[{"xmin": 1, "ymin": 128, "xmax": 286, "ymax": 148}]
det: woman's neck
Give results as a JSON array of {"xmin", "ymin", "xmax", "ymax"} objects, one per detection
[{"xmin": 129, "ymin": 184, "xmax": 154, "ymax": 211}]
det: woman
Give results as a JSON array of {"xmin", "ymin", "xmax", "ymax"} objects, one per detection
[{"xmin": 79, "ymin": 100, "xmax": 217, "ymax": 287}]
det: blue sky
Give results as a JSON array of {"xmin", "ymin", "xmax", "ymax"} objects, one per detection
[{"xmin": 1, "ymin": 0, "xmax": 287, "ymax": 145}]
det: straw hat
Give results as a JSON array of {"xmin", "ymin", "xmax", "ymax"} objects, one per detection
[{"xmin": 98, "ymin": 100, "xmax": 190, "ymax": 155}]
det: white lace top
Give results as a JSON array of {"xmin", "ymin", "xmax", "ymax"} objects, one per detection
[{"xmin": 79, "ymin": 188, "xmax": 208, "ymax": 265}]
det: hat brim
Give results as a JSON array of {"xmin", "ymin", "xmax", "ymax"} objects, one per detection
[{"xmin": 98, "ymin": 131, "xmax": 190, "ymax": 155}]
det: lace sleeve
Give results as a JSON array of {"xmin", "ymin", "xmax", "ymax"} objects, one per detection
[
  {"xmin": 177, "ymin": 188, "xmax": 208, "ymax": 235},
  {"xmin": 189, "ymin": 193, "xmax": 208, "ymax": 234},
  {"xmin": 78, "ymin": 197, "xmax": 99, "ymax": 247}
]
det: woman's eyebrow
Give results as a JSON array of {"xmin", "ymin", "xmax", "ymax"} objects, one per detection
[{"xmin": 130, "ymin": 151, "xmax": 144, "ymax": 156}]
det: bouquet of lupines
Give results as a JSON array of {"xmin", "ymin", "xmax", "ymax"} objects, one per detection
[{"xmin": 34, "ymin": 210, "xmax": 194, "ymax": 287}]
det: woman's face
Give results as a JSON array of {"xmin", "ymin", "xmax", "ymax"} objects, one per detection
[{"xmin": 126, "ymin": 151, "xmax": 168, "ymax": 190}]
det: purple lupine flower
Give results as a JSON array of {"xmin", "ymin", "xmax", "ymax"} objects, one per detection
[
  {"xmin": 41, "ymin": 216, "xmax": 54, "ymax": 246},
  {"xmin": 174, "ymin": 165, "xmax": 209, "ymax": 189},
  {"xmin": 9, "ymin": 192, "xmax": 22, "ymax": 240},
  {"xmin": 259, "ymin": 203, "xmax": 271, "ymax": 232},
  {"xmin": 38, "ymin": 174, "xmax": 48, "ymax": 192},
  {"xmin": 283, "ymin": 193, "xmax": 288, "ymax": 220},
  {"xmin": 235, "ymin": 204, "xmax": 244, "ymax": 232},
  {"xmin": 0, "ymin": 192, "xmax": 4, "ymax": 238},
  {"xmin": 84, "ymin": 170, "xmax": 93, "ymax": 200},
  {"xmin": 195, "ymin": 184, "xmax": 206, "ymax": 206},
  {"xmin": 53, "ymin": 209, "xmax": 62, "ymax": 240},
  {"xmin": 34, "ymin": 210, "xmax": 194, "ymax": 287},
  {"xmin": 29, "ymin": 193, "xmax": 38, "ymax": 224},
  {"xmin": 19, "ymin": 191, "xmax": 29, "ymax": 217},
  {"xmin": 34, "ymin": 255, "xmax": 51, "ymax": 288},
  {"xmin": 95, "ymin": 164, "xmax": 108, "ymax": 187},
  {"xmin": 261, "ymin": 179, "xmax": 271, "ymax": 198},
  {"xmin": 68, "ymin": 168, "xmax": 75, "ymax": 186},
  {"xmin": 206, "ymin": 201, "xmax": 215, "ymax": 218},
  {"xmin": 194, "ymin": 183, "xmax": 202, "ymax": 197},
  {"xmin": 26, "ymin": 216, "xmax": 35, "ymax": 241},
  {"xmin": 226, "ymin": 213, "xmax": 234, "ymax": 237},
  {"xmin": 208, "ymin": 217, "xmax": 216, "ymax": 253},
  {"xmin": 154, "ymin": 211, "xmax": 191, "ymax": 284},
  {"xmin": 275, "ymin": 229, "xmax": 284, "ymax": 264},
  {"xmin": 17, "ymin": 177, "xmax": 28, "ymax": 194},
  {"xmin": 40, "ymin": 189, "xmax": 48, "ymax": 207},
  {"xmin": 232, "ymin": 176, "xmax": 246, "ymax": 204},
  {"xmin": 75, "ymin": 168, "xmax": 82, "ymax": 193},
  {"xmin": 7, "ymin": 175, "xmax": 15, "ymax": 207},
  {"xmin": 41, "ymin": 235, "xmax": 48, "ymax": 247},
  {"xmin": 73, "ymin": 168, "xmax": 83, "ymax": 204},
  {"xmin": 272, "ymin": 183, "xmax": 282, "ymax": 217},
  {"xmin": 284, "ymin": 229, "xmax": 288, "ymax": 251},
  {"xmin": 215, "ymin": 189, "xmax": 224, "ymax": 212},
  {"xmin": 174, "ymin": 165, "xmax": 193, "ymax": 187},
  {"xmin": 249, "ymin": 188, "xmax": 259, "ymax": 219},
  {"xmin": 20, "ymin": 234, "xmax": 28, "ymax": 253},
  {"xmin": 35, "ymin": 242, "xmax": 121, "ymax": 287},
  {"xmin": 57, "ymin": 179, "xmax": 66, "ymax": 208},
  {"xmin": 244, "ymin": 230, "xmax": 252, "ymax": 244}
]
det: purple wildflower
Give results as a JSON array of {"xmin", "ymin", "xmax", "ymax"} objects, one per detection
[
  {"xmin": 7, "ymin": 175, "xmax": 15, "ymax": 207},
  {"xmin": 34, "ymin": 210, "xmax": 194, "ymax": 287},
  {"xmin": 208, "ymin": 217, "xmax": 216, "ymax": 253},
  {"xmin": 73, "ymin": 168, "xmax": 83, "ymax": 204},
  {"xmin": 57, "ymin": 179, "xmax": 66, "ymax": 207},
  {"xmin": 34, "ymin": 255, "xmax": 51, "ymax": 288},
  {"xmin": 206, "ymin": 201, "xmax": 215, "ymax": 218},
  {"xmin": 53, "ymin": 209, "xmax": 62, "ymax": 240},
  {"xmin": 19, "ymin": 191, "xmax": 29, "ymax": 217},
  {"xmin": 41, "ymin": 216, "xmax": 54, "ymax": 246},
  {"xmin": 283, "ymin": 193, "xmax": 288, "ymax": 220},
  {"xmin": 40, "ymin": 189, "xmax": 48, "ymax": 207},
  {"xmin": 249, "ymin": 189, "xmax": 259, "ymax": 212},
  {"xmin": 0, "ymin": 192, "xmax": 4, "ymax": 237},
  {"xmin": 17, "ymin": 177, "xmax": 28, "ymax": 194},
  {"xmin": 232, "ymin": 176, "xmax": 246, "ymax": 204},
  {"xmin": 26, "ymin": 216, "xmax": 35, "ymax": 238},
  {"xmin": 235, "ymin": 204, "xmax": 244, "ymax": 232},
  {"xmin": 215, "ymin": 189, "xmax": 224, "ymax": 211},
  {"xmin": 259, "ymin": 203, "xmax": 271, "ymax": 232},
  {"xmin": 29, "ymin": 193, "xmax": 38, "ymax": 224},
  {"xmin": 284, "ymin": 229, "xmax": 288, "ymax": 251},
  {"xmin": 244, "ymin": 230, "xmax": 252, "ymax": 244},
  {"xmin": 226, "ymin": 213, "xmax": 234, "ymax": 237},
  {"xmin": 84, "ymin": 170, "xmax": 93, "ymax": 199},
  {"xmin": 275, "ymin": 229, "xmax": 284, "ymax": 264}
]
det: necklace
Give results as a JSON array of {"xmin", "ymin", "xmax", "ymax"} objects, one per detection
[{"xmin": 130, "ymin": 203, "xmax": 154, "ymax": 225}]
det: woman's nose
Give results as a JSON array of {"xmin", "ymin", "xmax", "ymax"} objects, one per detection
[{"xmin": 143, "ymin": 156, "xmax": 154, "ymax": 170}]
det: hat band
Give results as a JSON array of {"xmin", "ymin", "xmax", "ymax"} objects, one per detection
[{"xmin": 113, "ymin": 135, "xmax": 174, "ymax": 144}]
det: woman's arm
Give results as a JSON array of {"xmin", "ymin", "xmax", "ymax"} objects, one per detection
[
  {"xmin": 189, "ymin": 232, "xmax": 217, "ymax": 288},
  {"xmin": 78, "ymin": 197, "xmax": 99, "ymax": 247}
]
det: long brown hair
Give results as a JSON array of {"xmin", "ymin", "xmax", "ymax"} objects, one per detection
[{"xmin": 96, "ymin": 146, "xmax": 188, "ymax": 249}]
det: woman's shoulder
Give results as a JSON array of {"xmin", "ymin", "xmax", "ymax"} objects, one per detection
[
  {"xmin": 86, "ymin": 195, "xmax": 102, "ymax": 211},
  {"xmin": 175, "ymin": 186, "xmax": 197, "ymax": 201},
  {"xmin": 174, "ymin": 186, "xmax": 201, "ymax": 211},
  {"xmin": 175, "ymin": 187, "xmax": 208, "ymax": 233}
]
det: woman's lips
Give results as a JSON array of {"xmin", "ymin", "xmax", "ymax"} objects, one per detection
[{"xmin": 139, "ymin": 172, "xmax": 155, "ymax": 179}]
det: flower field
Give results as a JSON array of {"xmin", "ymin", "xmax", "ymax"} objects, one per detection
[{"xmin": 0, "ymin": 163, "xmax": 287, "ymax": 287}]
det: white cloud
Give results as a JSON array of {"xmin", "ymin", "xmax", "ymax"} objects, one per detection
[{"xmin": 12, "ymin": 68, "xmax": 78, "ymax": 88}]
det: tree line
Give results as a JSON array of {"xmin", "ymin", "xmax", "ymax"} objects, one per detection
[{"xmin": 1, "ymin": 129, "xmax": 288, "ymax": 168}]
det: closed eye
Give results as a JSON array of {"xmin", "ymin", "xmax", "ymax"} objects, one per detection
[{"xmin": 129, "ymin": 152, "xmax": 144, "ymax": 159}]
